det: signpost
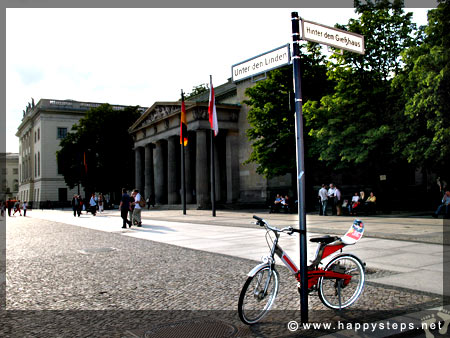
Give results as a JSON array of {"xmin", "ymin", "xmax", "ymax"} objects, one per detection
[
  {"xmin": 301, "ymin": 19, "xmax": 365, "ymax": 55},
  {"xmin": 291, "ymin": 13, "xmax": 364, "ymax": 324},
  {"xmin": 231, "ymin": 13, "xmax": 364, "ymax": 324},
  {"xmin": 232, "ymin": 44, "xmax": 290, "ymax": 82}
]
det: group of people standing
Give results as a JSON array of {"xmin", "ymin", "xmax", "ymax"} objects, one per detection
[
  {"xmin": 71, "ymin": 193, "xmax": 105, "ymax": 217},
  {"xmin": 119, "ymin": 188, "xmax": 144, "ymax": 228},
  {"xmin": 318, "ymin": 184, "xmax": 376, "ymax": 216},
  {"xmin": 1, "ymin": 199, "xmax": 27, "ymax": 217}
]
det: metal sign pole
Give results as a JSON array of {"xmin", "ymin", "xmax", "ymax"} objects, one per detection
[{"xmin": 291, "ymin": 11, "xmax": 308, "ymax": 324}]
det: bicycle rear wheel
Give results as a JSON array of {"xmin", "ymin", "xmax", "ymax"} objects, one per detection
[
  {"xmin": 318, "ymin": 254, "xmax": 365, "ymax": 309},
  {"xmin": 238, "ymin": 266, "xmax": 279, "ymax": 325}
]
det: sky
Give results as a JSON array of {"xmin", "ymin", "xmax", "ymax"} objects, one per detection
[{"xmin": 5, "ymin": 8, "xmax": 430, "ymax": 153}]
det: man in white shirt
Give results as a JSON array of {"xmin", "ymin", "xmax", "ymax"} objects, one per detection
[
  {"xmin": 328, "ymin": 183, "xmax": 337, "ymax": 215},
  {"xmin": 132, "ymin": 189, "xmax": 142, "ymax": 227},
  {"xmin": 318, "ymin": 184, "xmax": 328, "ymax": 216}
]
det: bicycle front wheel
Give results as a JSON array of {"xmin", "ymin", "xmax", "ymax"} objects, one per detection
[
  {"xmin": 238, "ymin": 266, "xmax": 279, "ymax": 325},
  {"xmin": 318, "ymin": 254, "xmax": 365, "ymax": 309}
]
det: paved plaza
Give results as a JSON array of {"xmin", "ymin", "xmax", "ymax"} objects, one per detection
[{"xmin": 1, "ymin": 209, "xmax": 449, "ymax": 337}]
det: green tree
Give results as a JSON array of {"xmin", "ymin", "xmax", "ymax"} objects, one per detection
[
  {"xmin": 303, "ymin": 1, "xmax": 416, "ymax": 171},
  {"xmin": 244, "ymin": 43, "xmax": 333, "ymax": 178},
  {"xmin": 184, "ymin": 83, "xmax": 209, "ymax": 100},
  {"xmin": 56, "ymin": 104, "xmax": 141, "ymax": 196},
  {"xmin": 392, "ymin": 0, "xmax": 450, "ymax": 176}
]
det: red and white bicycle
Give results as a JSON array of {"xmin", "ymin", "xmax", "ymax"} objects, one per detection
[{"xmin": 238, "ymin": 215, "xmax": 366, "ymax": 325}]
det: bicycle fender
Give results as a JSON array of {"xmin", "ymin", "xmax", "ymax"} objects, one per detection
[{"xmin": 247, "ymin": 262, "xmax": 270, "ymax": 277}]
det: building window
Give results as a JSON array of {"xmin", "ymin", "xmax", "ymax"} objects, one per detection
[
  {"xmin": 14, "ymin": 179, "xmax": 18, "ymax": 192},
  {"xmin": 57, "ymin": 127, "xmax": 67, "ymax": 139},
  {"xmin": 38, "ymin": 152, "xmax": 40, "ymax": 176},
  {"xmin": 38, "ymin": 128, "xmax": 40, "ymax": 140},
  {"xmin": 13, "ymin": 168, "xmax": 18, "ymax": 174},
  {"xmin": 35, "ymin": 154, "xmax": 37, "ymax": 176}
]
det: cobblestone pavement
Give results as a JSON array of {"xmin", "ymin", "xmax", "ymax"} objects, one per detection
[{"xmin": 1, "ymin": 216, "xmax": 446, "ymax": 337}]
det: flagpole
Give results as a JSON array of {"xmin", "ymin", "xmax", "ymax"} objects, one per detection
[
  {"xmin": 181, "ymin": 90, "xmax": 187, "ymax": 215},
  {"xmin": 209, "ymin": 75, "xmax": 216, "ymax": 217},
  {"xmin": 210, "ymin": 129, "xmax": 216, "ymax": 217}
]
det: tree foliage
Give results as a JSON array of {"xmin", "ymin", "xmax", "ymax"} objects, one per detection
[
  {"xmin": 56, "ymin": 104, "xmax": 141, "ymax": 195},
  {"xmin": 303, "ymin": 1, "xmax": 415, "ymax": 170},
  {"xmin": 184, "ymin": 83, "xmax": 209, "ymax": 100},
  {"xmin": 244, "ymin": 43, "xmax": 333, "ymax": 178},
  {"xmin": 392, "ymin": 0, "xmax": 450, "ymax": 174}
]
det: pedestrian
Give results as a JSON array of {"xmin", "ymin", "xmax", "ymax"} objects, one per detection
[
  {"xmin": 119, "ymin": 188, "xmax": 132, "ymax": 228},
  {"xmin": 98, "ymin": 193, "xmax": 104, "ymax": 213},
  {"xmin": 432, "ymin": 190, "xmax": 450, "ymax": 218},
  {"xmin": 89, "ymin": 193, "xmax": 97, "ymax": 216},
  {"xmin": 13, "ymin": 200, "xmax": 22, "ymax": 216},
  {"xmin": 71, "ymin": 194, "xmax": 79, "ymax": 217},
  {"xmin": 128, "ymin": 193, "xmax": 135, "ymax": 225},
  {"xmin": 335, "ymin": 185, "xmax": 342, "ymax": 216},
  {"xmin": 131, "ymin": 189, "xmax": 143, "ymax": 227},
  {"xmin": 22, "ymin": 201, "xmax": 27, "ymax": 217},
  {"xmin": 328, "ymin": 183, "xmax": 337, "ymax": 215},
  {"xmin": 318, "ymin": 184, "xmax": 328, "ymax": 216},
  {"xmin": 7, "ymin": 199, "xmax": 13, "ymax": 217}
]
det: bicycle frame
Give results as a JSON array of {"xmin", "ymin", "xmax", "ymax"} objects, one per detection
[{"xmin": 249, "ymin": 219, "xmax": 364, "ymax": 291}]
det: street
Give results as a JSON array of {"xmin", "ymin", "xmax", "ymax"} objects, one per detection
[{"xmin": 1, "ymin": 209, "xmax": 449, "ymax": 337}]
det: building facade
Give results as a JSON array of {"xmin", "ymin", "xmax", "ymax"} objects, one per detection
[
  {"xmin": 0, "ymin": 153, "xmax": 19, "ymax": 200},
  {"xmin": 15, "ymin": 99, "xmax": 145, "ymax": 206},
  {"xmin": 129, "ymin": 78, "xmax": 292, "ymax": 209}
]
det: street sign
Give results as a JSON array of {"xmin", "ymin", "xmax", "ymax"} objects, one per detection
[
  {"xmin": 301, "ymin": 19, "xmax": 365, "ymax": 55},
  {"xmin": 232, "ymin": 44, "xmax": 291, "ymax": 82}
]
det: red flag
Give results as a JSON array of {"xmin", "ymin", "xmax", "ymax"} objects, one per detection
[
  {"xmin": 208, "ymin": 76, "xmax": 218, "ymax": 136},
  {"xmin": 180, "ymin": 91, "xmax": 188, "ymax": 146},
  {"xmin": 83, "ymin": 152, "xmax": 87, "ymax": 174}
]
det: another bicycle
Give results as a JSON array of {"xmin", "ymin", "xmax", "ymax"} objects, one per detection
[{"xmin": 238, "ymin": 215, "xmax": 366, "ymax": 325}]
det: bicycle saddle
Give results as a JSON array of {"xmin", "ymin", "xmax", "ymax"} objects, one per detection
[{"xmin": 309, "ymin": 235, "xmax": 339, "ymax": 244}]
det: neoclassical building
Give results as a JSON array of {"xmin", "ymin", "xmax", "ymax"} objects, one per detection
[
  {"xmin": 129, "ymin": 78, "xmax": 293, "ymax": 209},
  {"xmin": 15, "ymin": 99, "xmax": 146, "ymax": 205}
]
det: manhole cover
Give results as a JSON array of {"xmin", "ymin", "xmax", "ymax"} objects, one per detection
[
  {"xmin": 142, "ymin": 318, "xmax": 238, "ymax": 338},
  {"xmin": 77, "ymin": 247, "xmax": 117, "ymax": 254}
]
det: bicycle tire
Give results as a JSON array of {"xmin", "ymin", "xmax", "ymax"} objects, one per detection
[
  {"xmin": 238, "ymin": 266, "xmax": 279, "ymax": 325},
  {"xmin": 318, "ymin": 254, "xmax": 365, "ymax": 310}
]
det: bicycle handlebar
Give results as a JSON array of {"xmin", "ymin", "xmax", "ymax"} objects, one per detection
[{"xmin": 252, "ymin": 215, "xmax": 299, "ymax": 235}]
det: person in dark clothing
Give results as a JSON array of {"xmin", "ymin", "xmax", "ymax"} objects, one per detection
[
  {"xmin": 119, "ymin": 188, "xmax": 132, "ymax": 228},
  {"xmin": 71, "ymin": 195, "xmax": 80, "ymax": 217}
]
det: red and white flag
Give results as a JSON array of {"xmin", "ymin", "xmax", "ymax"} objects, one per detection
[{"xmin": 208, "ymin": 76, "xmax": 219, "ymax": 136}]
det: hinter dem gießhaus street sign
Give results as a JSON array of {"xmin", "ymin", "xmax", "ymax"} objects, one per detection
[
  {"xmin": 232, "ymin": 44, "xmax": 291, "ymax": 82},
  {"xmin": 301, "ymin": 19, "xmax": 365, "ymax": 55}
]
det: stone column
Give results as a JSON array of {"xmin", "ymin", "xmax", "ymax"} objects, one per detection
[
  {"xmin": 196, "ymin": 129, "xmax": 209, "ymax": 208},
  {"xmin": 214, "ymin": 140, "xmax": 221, "ymax": 202},
  {"xmin": 167, "ymin": 136, "xmax": 178, "ymax": 204},
  {"xmin": 153, "ymin": 140, "xmax": 165, "ymax": 204},
  {"xmin": 135, "ymin": 147, "xmax": 144, "ymax": 192},
  {"xmin": 144, "ymin": 143, "xmax": 154, "ymax": 205},
  {"xmin": 185, "ymin": 140, "xmax": 194, "ymax": 204},
  {"xmin": 226, "ymin": 131, "xmax": 240, "ymax": 203}
]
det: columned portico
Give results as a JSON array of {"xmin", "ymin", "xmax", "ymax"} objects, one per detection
[{"xmin": 129, "ymin": 100, "xmax": 240, "ymax": 209}]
